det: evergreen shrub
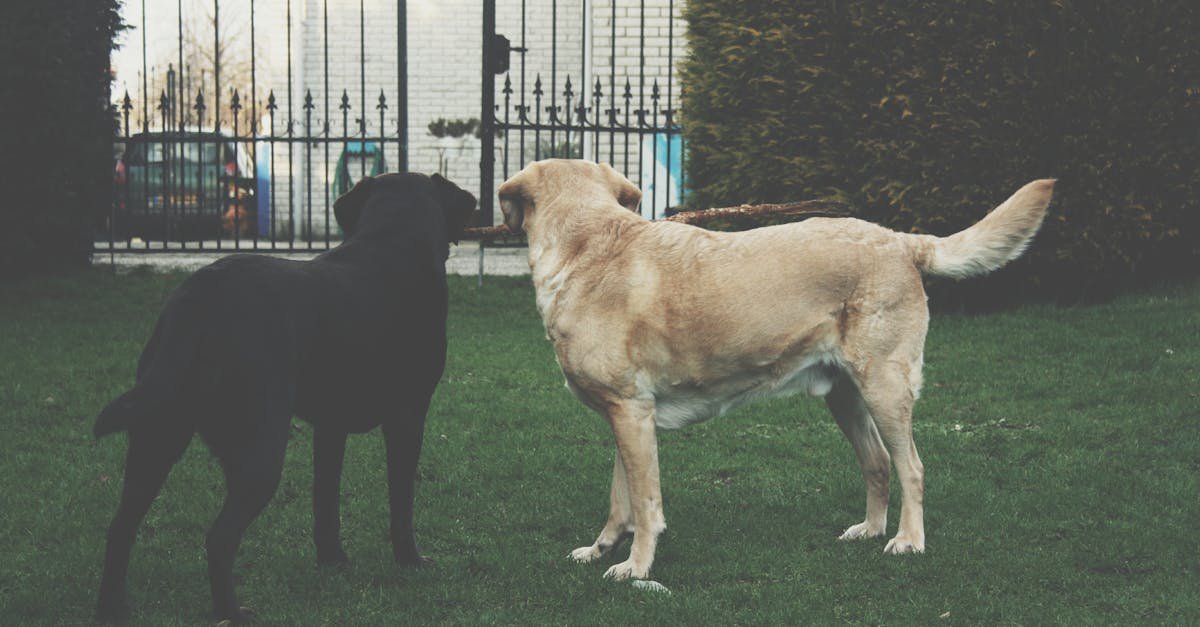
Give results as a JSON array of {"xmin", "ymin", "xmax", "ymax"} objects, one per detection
[
  {"xmin": 681, "ymin": 1, "xmax": 1200, "ymax": 305},
  {"xmin": 0, "ymin": 0, "xmax": 124, "ymax": 276}
]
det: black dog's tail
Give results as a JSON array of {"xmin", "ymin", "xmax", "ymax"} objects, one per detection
[{"xmin": 94, "ymin": 300, "xmax": 203, "ymax": 438}]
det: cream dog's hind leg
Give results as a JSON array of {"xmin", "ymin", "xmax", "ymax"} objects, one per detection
[
  {"xmin": 859, "ymin": 360, "xmax": 925, "ymax": 554},
  {"xmin": 570, "ymin": 453, "xmax": 633, "ymax": 562},
  {"xmin": 826, "ymin": 375, "xmax": 891, "ymax": 541}
]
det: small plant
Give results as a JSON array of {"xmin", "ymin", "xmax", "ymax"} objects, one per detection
[{"xmin": 427, "ymin": 118, "xmax": 482, "ymax": 139}]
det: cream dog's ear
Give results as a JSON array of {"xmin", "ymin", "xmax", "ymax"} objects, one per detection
[
  {"xmin": 600, "ymin": 162, "xmax": 642, "ymax": 212},
  {"xmin": 497, "ymin": 166, "xmax": 535, "ymax": 233}
]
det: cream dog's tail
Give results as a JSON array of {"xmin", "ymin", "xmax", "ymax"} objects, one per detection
[{"xmin": 903, "ymin": 179, "xmax": 1056, "ymax": 279}]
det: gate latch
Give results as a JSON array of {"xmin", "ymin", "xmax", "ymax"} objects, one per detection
[{"xmin": 491, "ymin": 34, "xmax": 527, "ymax": 75}]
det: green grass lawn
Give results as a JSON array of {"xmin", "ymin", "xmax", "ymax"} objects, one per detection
[{"xmin": 1, "ymin": 267, "xmax": 1198, "ymax": 625}]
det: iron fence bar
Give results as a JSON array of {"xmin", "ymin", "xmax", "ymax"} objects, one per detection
[
  {"xmin": 550, "ymin": 0, "xmax": 557, "ymax": 156},
  {"xmin": 637, "ymin": 0, "xmax": 645, "ymax": 211},
  {"xmin": 185, "ymin": 71, "xmax": 194, "ymax": 249},
  {"xmin": 137, "ymin": 88, "xmax": 147, "ymax": 245},
  {"xmin": 338, "ymin": 89, "xmax": 354, "ymax": 232},
  {"xmin": 286, "ymin": 0, "xmax": 295, "ymax": 251},
  {"xmin": 269, "ymin": 91, "xmax": 278, "ymax": 247},
  {"xmin": 502, "ymin": 75, "xmax": 512, "ymax": 181},
  {"xmin": 324, "ymin": 0, "xmax": 331, "ymax": 247},
  {"xmin": 397, "ymin": 0, "xmax": 407, "ymax": 172},
  {"xmin": 377, "ymin": 89, "xmax": 388, "ymax": 209},
  {"xmin": 115, "ymin": 94, "xmax": 128, "ymax": 255},
  {"xmin": 195, "ymin": 90, "xmax": 206, "ymax": 250},
  {"xmin": 251, "ymin": 0, "xmax": 259, "ymax": 248},
  {"xmin": 623, "ymin": 78, "xmax": 631, "ymax": 182},
  {"xmin": 592, "ymin": 78, "xmax": 601, "ymax": 161},
  {"xmin": 175, "ymin": 0, "xmax": 182, "ymax": 250},
  {"xmin": 214, "ymin": 82, "xmax": 224, "ymax": 250},
  {"xmin": 579, "ymin": 0, "xmax": 587, "ymax": 160},
  {"xmin": 232, "ymin": 90, "xmax": 242, "ymax": 248},
  {"xmin": 563, "ymin": 77, "xmax": 573, "ymax": 158},
  {"xmin": 481, "ymin": 0, "xmax": 496, "ymax": 226},
  {"xmin": 534, "ymin": 75, "xmax": 542, "ymax": 160},
  {"xmin": 341, "ymin": 90, "xmax": 350, "ymax": 151},
  {"xmin": 609, "ymin": 0, "xmax": 615, "ymax": 161},
  {"xmin": 574, "ymin": 83, "xmax": 588, "ymax": 159},
  {"xmin": 667, "ymin": 0, "xmax": 677, "ymax": 210},
  {"xmin": 652, "ymin": 80, "xmax": 662, "ymax": 217},
  {"xmin": 305, "ymin": 90, "xmax": 314, "ymax": 249},
  {"xmin": 357, "ymin": 0, "xmax": 367, "ymax": 211},
  {"xmin": 519, "ymin": 0, "xmax": 527, "ymax": 173},
  {"xmin": 160, "ymin": 88, "xmax": 169, "ymax": 249},
  {"xmin": 213, "ymin": 0, "xmax": 220, "ymax": 136},
  {"xmin": 359, "ymin": 0, "xmax": 366, "ymax": 140},
  {"xmin": 138, "ymin": 0, "xmax": 148, "ymax": 248}
]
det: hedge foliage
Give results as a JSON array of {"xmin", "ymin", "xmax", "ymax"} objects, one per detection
[
  {"xmin": 681, "ymin": 1, "xmax": 1200, "ymax": 305},
  {"xmin": 0, "ymin": 0, "xmax": 124, "ymax": 277}
]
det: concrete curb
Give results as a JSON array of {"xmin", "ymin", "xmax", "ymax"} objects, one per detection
[{"xmin": 91, "ymin": 241, "xmax": 530, "ymax": 277}]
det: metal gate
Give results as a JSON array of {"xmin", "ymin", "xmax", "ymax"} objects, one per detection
[
  {"xmin": 481, "ymin": 0, "xmax": 686, "ymax": 225},
  {"xmin": 99, "ymin": 0, "xmax": 684, "ymax": 254}
]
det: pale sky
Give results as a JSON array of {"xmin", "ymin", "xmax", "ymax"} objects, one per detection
[
  {"xmin": 112, "ymin": 0, "xmax": 280, "ymax": 99},
  {"xmin": 111, "ymin": 0, "xmax": 441, "ymax": 101}
]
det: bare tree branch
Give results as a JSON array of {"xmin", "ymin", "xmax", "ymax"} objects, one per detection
[{"xmin": 459, "ymin": 199, "xmax": 853, "ymax": 241}]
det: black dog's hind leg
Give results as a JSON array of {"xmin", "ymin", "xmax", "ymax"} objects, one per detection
[
  {"xmin": 206, "ymin": 418, "xmax": 288, "ymax": 624},
  {"xmin": 97, "ymin": 425, "xmax": 191, "ymax": 622},
  {"xmin": 383, "ymin": 402, "xmax": 431, "ymax": 565},
  {"xmin": 312, "ymin": 428, "xmax": 349, "ymax": 565}
]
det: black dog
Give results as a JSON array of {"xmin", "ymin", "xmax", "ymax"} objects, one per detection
[{"xmin": 94, "ymin": 172, "xmax": 476, "ymax": 623}]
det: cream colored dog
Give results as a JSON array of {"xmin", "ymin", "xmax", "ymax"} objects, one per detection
[{"xmin": 498, "ymin": 159, "xmax": 1054, "ymax": 582}]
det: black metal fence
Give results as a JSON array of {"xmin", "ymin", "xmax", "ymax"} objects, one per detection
[
  {"xmin": 482, "ymin": 0, "xmax": 686, "ymax": 223},
  {"xmin": 100, "ymin": 0, "xmax": 685, "ymax": 254},
  {"xmin": 101, "ymin": 0, "xmax": 409, "ymax": 254}
]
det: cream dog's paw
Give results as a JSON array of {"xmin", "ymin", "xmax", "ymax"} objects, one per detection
[
  {"xmin": 883, "ymin": 534, "xmax": 925, "ymax": 554},
  {"xmin": 569, "ymin": 545, "xmax": 602, "ymax": 563},
  {"xmin": 603, "ymin": 559, "xmax": 649, "ymax": 581},
  {"xmin": 631, "ymin": 579, "xmax": 671, "ymax": 594},
  {"xmin": 838, "ymin": 521, "xmax": 886, "ymax": 541}
]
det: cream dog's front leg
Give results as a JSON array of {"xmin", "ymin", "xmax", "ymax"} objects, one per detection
[
  {"xmin": 569, "ymin": 453, "xmax": 633, "ymax": 563},
  {"xmin": 602, "ymin": 400, "xmax": 665, "ymax": 581}
]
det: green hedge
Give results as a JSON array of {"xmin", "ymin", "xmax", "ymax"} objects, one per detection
[
  {"xmin": 0, "ymin": 0, "xmax": 123, "ymax": 277},
  {"xmin": 681, "ymin": 1, "xmax": 1200, "ymax": 305}
]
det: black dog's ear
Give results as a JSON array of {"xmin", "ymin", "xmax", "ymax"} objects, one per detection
[
  {"xmin": 431, "ymin": 173, "xmax": 478, "ymax": 243},
  {"xmin": 333, "ymin": 176, "xmax": 375, "ymax": 236}
]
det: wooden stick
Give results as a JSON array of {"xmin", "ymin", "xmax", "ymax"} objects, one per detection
[
  {"xmin": 460, "ymin": 224, "xmax": 515, "ymax": 240},
  {"xmin": 459, "ymin": 198, "xmax": 852, "ymax": 240},
  {"xmin": 663, "ymin": 199, "xmax": 851, "ymax": 225}
]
